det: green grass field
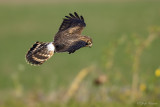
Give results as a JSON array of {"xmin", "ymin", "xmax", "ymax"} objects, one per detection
[{"xmin": 0, "ymin": 0, "xmax": 160, "ymax": 106}]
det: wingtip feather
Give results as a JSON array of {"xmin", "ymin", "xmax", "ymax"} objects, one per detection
[
  {"xmin": 69, "ymin": 13, "xmax": 75, "ymax": 18},
  {"xmin": 74, "ymin": 12, "xmax": 80, "ymax": 18}
]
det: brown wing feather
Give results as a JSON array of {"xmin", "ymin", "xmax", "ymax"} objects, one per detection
[
  {"xmin": 58, "ymin": 12, "xmax": 86, "ymax": 34},
  {"xmin": 67, "ymin": 40, "xmax": 87, "ymax": 54}
]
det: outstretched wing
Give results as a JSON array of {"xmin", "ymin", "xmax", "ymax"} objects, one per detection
[
  {"xmin": 26, "ymin": 42, "xmax": 55, "ymax": 65},
  {"xmin": 58, "ymin": 12, "xmax": 86, "ymax": 34}
]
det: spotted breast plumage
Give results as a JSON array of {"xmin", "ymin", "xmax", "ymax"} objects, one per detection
[{"xmin": 26, "ymin": 12, "xmax": 92, "ymax": 65}]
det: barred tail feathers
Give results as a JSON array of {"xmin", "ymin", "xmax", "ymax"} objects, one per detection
[{"xmin": 26, "ymin": 41, "xmax": 55, "ymax": 65}]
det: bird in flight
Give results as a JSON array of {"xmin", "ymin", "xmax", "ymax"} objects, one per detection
[{"xmin": 26, "ymin": 12, "xmax": 92, "ymax": 65}]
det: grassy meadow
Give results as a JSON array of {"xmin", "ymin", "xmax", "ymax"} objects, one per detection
[{"xmin": 0, "ymin": 0, "xmax": 160, "ymax": 106}]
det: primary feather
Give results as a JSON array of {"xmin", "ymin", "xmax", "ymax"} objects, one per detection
[{"xmin": 58, "ymin": 12, "xmax": 86, "ymax": 33}]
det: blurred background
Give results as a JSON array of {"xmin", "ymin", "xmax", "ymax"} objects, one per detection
[{"xmin": 0, "ymin": 0, "xmax": 160, "ymax": 106}]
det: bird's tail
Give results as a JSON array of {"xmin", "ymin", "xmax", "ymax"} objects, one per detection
[{"xmin": 25, "ymin": 41, "xmax": 55, "ymax": 65}]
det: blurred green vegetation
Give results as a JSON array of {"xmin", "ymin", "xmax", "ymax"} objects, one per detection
[{"xmin": 0, "ymin": 0, "xmax": 160, "ymax": 106}]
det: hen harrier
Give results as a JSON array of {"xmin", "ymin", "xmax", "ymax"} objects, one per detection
[{"xmin": 26, "ymin": 12, "xmax": 92, "ymax": 65}]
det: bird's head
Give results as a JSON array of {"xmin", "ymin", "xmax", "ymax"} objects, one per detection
[
  {"xmin": 80, "ymin": 36, "xmax": 93, "ymax": 48},
  {"xmin": 86, "ymin": 38, "xmax": 92, "ymax": 48}
]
